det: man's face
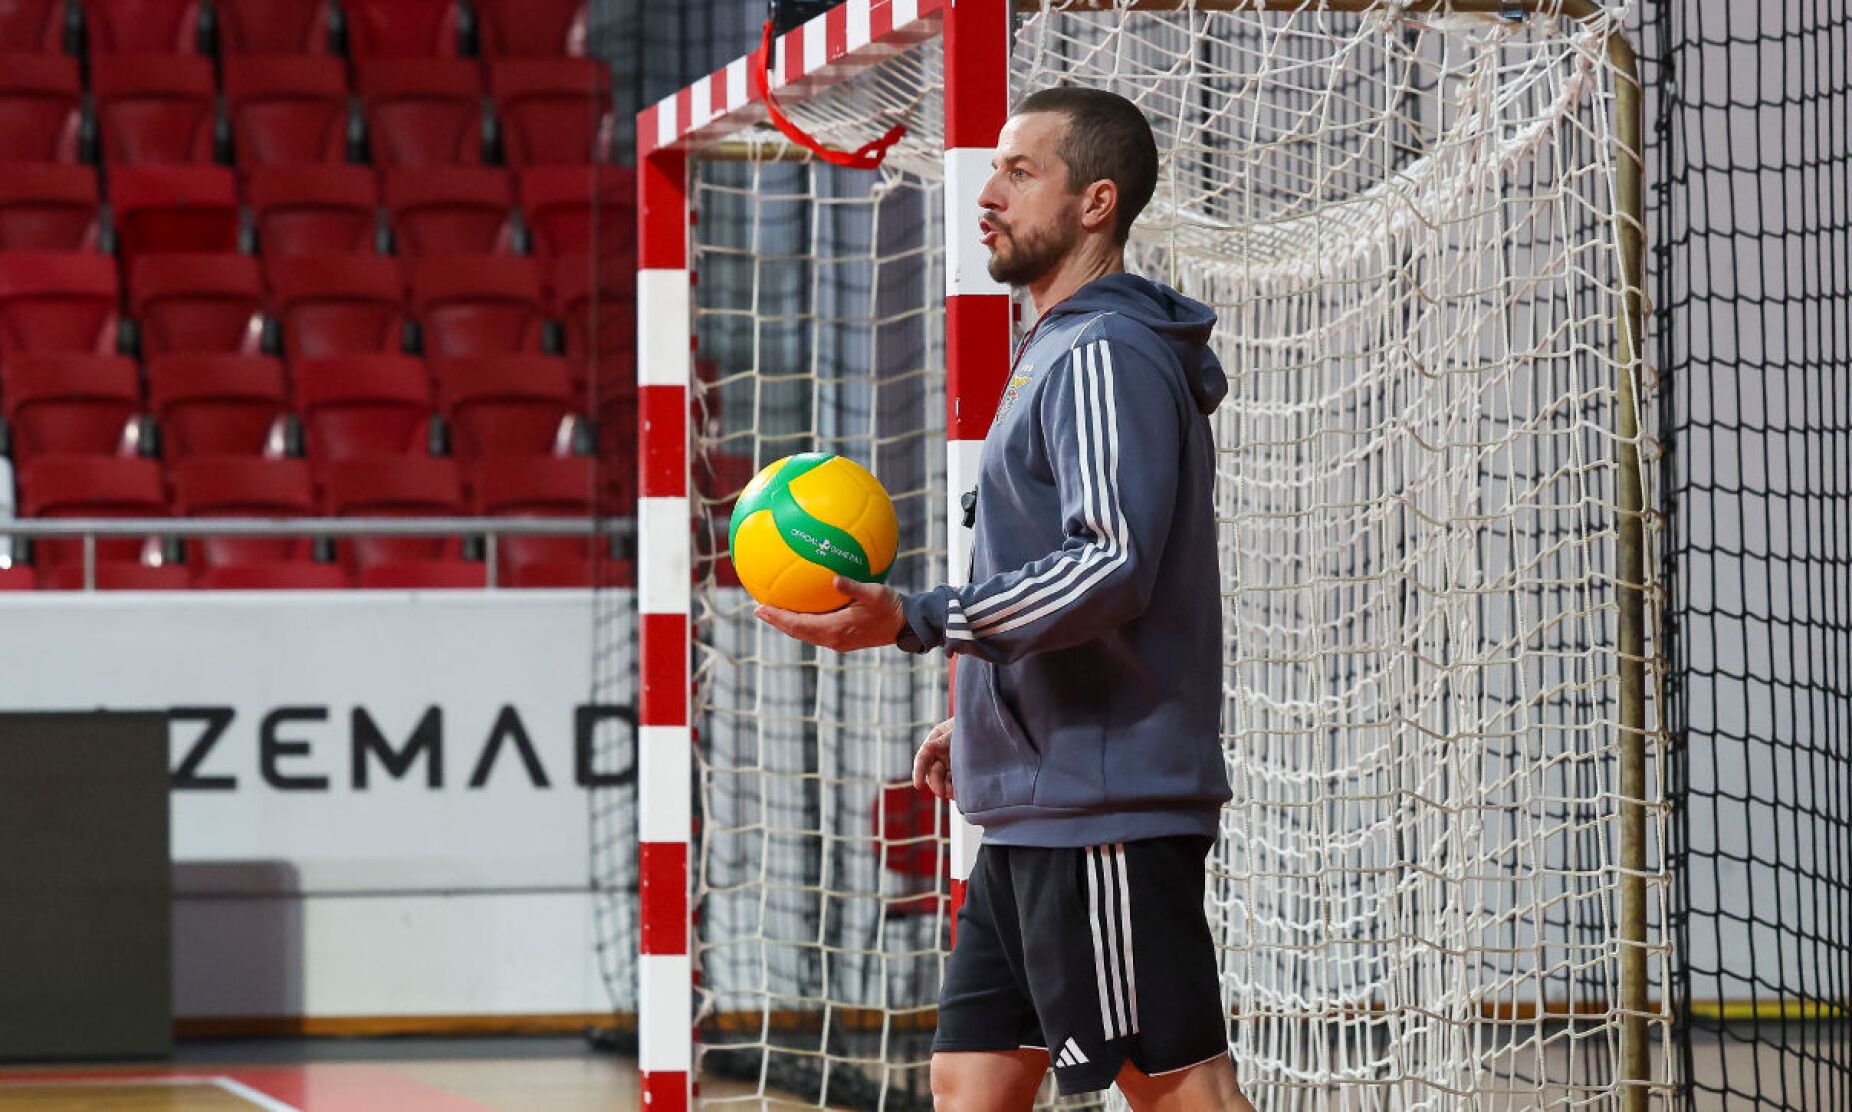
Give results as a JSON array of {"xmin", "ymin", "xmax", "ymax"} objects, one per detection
[{"xmin": 977, "ymin": 112, "xmax": 1082, "ymax": 287}]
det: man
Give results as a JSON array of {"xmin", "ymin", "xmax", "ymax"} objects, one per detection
[{"xmin": 756, "ymin": 87, "xmax": 1254, "ymax": 1111}]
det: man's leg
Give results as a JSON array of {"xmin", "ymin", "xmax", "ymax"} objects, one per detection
[
  {"xmin": 1115, "ymin": 1052, "xmax": 1257, "ymax": 1112},
  {"xmin": 1010, "ymin": 837, "xmax": 1239, "ymax": 1102},
  {"xmin": 930, "ymin": 1048, "xmax": 1050, "ymax": 1112},
  {"xmin": 933, "ymin": 845, "xmax": 1048, "ymax": 1110}
]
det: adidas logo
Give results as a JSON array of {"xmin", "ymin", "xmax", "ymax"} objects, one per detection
[{"xmin": 1054, "ymin": 1037, "xmax": 1090, "ymax": 1069}]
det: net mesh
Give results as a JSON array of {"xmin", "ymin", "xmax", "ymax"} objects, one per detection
[
  {"xmin": 680, "ymin": 2, "xmax": 1669, "ymax": 1107},
  {"xmin": 689, "ymin": 154, "xmax": 950, "ymax": 1108},
  {"xmin": 1651, "ymin": 1, "xmax": 1852, "ymax": 1107}
]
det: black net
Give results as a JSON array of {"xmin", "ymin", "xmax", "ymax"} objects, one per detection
[{"xmin": 1650, "ymin": 1, "xmax": 1852, "ymax": 1107}]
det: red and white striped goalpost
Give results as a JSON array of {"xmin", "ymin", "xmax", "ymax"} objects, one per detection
[
  {"xmin": 635, "ymin": 0, "xmax": 1011, "ymax": 1104},
  {"xmin": 939, "ymin": 0, "xmax": 1012, "ymax": 934},
  {"xmin": 635, "ymin": 138, "xmax": 692, "ymax": 1109}
]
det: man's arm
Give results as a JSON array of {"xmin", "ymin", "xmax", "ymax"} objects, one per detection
[
  {"xmin": 755, "ymin": 332, "xmax": 1184, "ymax": 657},
  {"xmin": 897, "ymin": 334, "xmax": 1183, "ymax": 663}
]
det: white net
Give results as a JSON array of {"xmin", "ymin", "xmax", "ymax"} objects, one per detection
[
  {"xmin": 683, "ymin": 2, "xmax": 1670, "ymax": 1108},
  {"xmin": 689, "ymin": 154, "xmax": 951, "ymax": 1107}
]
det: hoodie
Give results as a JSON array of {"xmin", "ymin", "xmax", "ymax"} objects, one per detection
[{"xmin": 900, "ymin": 272, "xmax": 1232, "ymax": 847}]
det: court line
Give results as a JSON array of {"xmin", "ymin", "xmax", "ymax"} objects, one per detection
[{"xmin": 214, "ymin": 1076, "xmax": 304, "ymax": 1112}]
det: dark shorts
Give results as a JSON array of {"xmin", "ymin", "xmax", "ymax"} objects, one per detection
[{"xmin": 933, "ymin": 835, "xmax": 1231, "ymax": 1095}]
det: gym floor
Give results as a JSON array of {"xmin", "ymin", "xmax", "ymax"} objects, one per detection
[
  {"xmin": 0, "ymin": 1027, "xmax": 1841, "ymax": 1109},
  {"xmin": 0, "ymin": 1037, "xmax": 776, "ymax": 1111}
]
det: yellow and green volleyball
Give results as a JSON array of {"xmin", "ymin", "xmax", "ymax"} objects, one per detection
[{"xmin": 727, "ymin": 452, "xmax": 899, "ymax": 614}]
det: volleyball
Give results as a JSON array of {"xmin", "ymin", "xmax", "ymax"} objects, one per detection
[{"xmin": 728, "ymin": 452, "xmax": 899, "ymax": 613}]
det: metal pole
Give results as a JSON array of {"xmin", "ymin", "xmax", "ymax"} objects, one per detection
[
  {"xmin": 1608, "ymin": 28, "xmax": 1655, "ymax": 1112},
  {"xmin": 634, "ymin": 138, "xmax": 694, "ymax": 1112}
]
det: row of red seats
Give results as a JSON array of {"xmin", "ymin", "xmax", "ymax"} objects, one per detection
[
  {"xmin": 1, "ymin": 0, "xmax": 588, "ymax": 60},
  {"xmin": 0, "ymin": 250, "xmax": 637, "ymax": 376},
  {"xmin": 1, "ymin": 54, "xmax": 608, "ymax": 167},
  {"xmin": 0, "ymin": 164, "xmax": 631, "ymax": 260},
  {"xmin": 0, "ymin": 352, "xmax": 634, "ymax": 465},
  {"xmin": 6, "ymin": 452, "xmax": 617, "ymax": 590}
]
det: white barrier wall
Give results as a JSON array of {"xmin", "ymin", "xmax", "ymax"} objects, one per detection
[{"xmin": 0, "ymin": 590, "xmax": 631, "ymax": 1020}]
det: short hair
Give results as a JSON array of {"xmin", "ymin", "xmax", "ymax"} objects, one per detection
[{"xmin": 1013, "ymin": 86, "xmax": 1158, "ymax": 244}]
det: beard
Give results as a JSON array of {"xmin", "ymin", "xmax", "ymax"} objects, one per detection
[{"xmin": 985, "ymin": 216, "xmax": 1079, "ymax": 287}]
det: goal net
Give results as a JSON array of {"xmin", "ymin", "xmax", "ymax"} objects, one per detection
[
  {"xmin": 686, "ymin": 153, "xmax": 952, "ymax": 1106},
  {"xmin": 639, "ymin": 1, "xmax": 1671, "ymax": 1107}
]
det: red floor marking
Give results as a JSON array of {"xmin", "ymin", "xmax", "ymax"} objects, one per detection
[{"xmin": 0, "ymin": 1065, "xmax": 502, "ymax": 1111}]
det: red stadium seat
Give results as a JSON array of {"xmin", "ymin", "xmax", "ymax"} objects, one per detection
[
  {"xmin": 383, "ymin": 167, "xmax": 516, "ymax": 256},
  {"xmin": 0, "ymin": 55, "xmax": 82, "ymax": 163},
  {"xmin": 42, "ymin": 560, "xmax": 191, "ymax": 590},
  {"xmin": 266, "ymin": 255, "xmax": 407, "ymax": 360},
  {"xmin": 517, "ymin": 165, "xmax": 632, "ymax": 260},
  {"xmin": 294, "ymin": 354, "xmax": 431, "ymax": 464},
  {"xmin": 82, "ymin": 0, "xmax": 201, "ymax": 53},
  {"xmin": 0, "ymin": 565, "xmax": 39, "ymax": 589},
  {"xmin": 247, "ymin": 165, "xmax": 379, "ymax": 258},
  {"xmin": 342, "ymin": 0, "xmax": 460, "ymax": 58},
  {"xmin": 147, "ymin": 354, "xmax": 288, "ymax": 458},
  {"xmin": 0, "ymin": 0, "xmax": 63, "ymax": 51},
  {"xmin": 18, "ymin": 455, "xmax": 166, "ymax": 570},
  {"xmin": 224, "ymin": 55, "xmax": 349, "ymax": 169},
  {"xmin": 0, "ymin": 162, "xmax": 100, "ymax": 250},
  {"xmin": 214, "ymin": 0, "xmax": 332, "ymax": 55},
  {"xmin": 475, "ymin": 0, "xmax": 585, "ymax": 58},
  {"xmin": 0, "ymin": 252, "xmax": 120, "ymax": 359},
  {"xmin": 129, "ymin": 253, "xmax": 265, "ymax": 357},
  {"xmin": 431, "ymin": 355, "xmax": 574, "ymax": 461},
  {"xmin": 472, "ymin": 454, "xmax": 592, "ymax": 586},
  {"xmin": 410, "ymin": 255, "xmax": 546, "ymax": 358},
  {"xmin": 171, "ymin": 455, "xmax": 314, "ymax": 568},
  {"xmin": 489, "ymin": 59, "xmax": 610, "ymax": 167},
  {"xmin": 0, "ymin": 354, "xmax": 140, "ymax": 463},
  {"xmin": 470, "ymin": 455, "xmax": 593, "ymax": 517},
  {"xmin": 599, "ymin": 438, "xmax": 636, "ymax": 515},
  {"xmin": 108, "ymin": 165, "xmax": 239, "ymax": 257},
  {"xmin": 551, "ymin": 253, "xmax": 635, "ymax": 388},
  {"xmin": 356, "ymin": 59, "xmax": 482, "ymax": 168},
  {"xmin": 506, "ymin": 555, "xmax": 627, "ymax": 588},
  {"xmin": 358, "ymin": 559, "xmax": 484, "ymax": 589},
  {"xmin": 323, "ymin": 456, "xmax": 463, "ymax": 570},
  {"xmin": 198, "ymin": 562, "xmax": 351, "ymax": 589},
  {"xmin": 90, "ymin": 55, "xmax": 217, "ymax": 164}
]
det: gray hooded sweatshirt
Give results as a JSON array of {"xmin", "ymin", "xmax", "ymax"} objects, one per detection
[{"xmin": 900, "ymin": 272, "xmax": 1232, "ymax": 847}]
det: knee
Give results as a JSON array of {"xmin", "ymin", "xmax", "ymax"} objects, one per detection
[
  {"xmin": 930, "ymin": 1052, "xmax": 1041, "ymax": 1112},
  {"xmin": 930, "ymin": 1057, "xmax": 969, "ymax": 1111},
  {"xmin": 926, "ymin": 1052, "xmax": 1044, "ymax": 1112}
]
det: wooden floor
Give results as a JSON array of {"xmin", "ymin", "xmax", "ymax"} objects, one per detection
[
  {"xmin": 1, "ymin": 1029, "xmax": 1842, "ymax": 1109},
  {"xmin": 0, "ymin": 1053, "xmax": 772, "ymax": 1111},
  {"xmin": 0, "ymin": 1080, "xmax": 267, "ymax": 1111}
]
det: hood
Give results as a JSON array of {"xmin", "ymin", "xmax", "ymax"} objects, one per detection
[{"xmin": 1042, "ymin": 272, "xmax": 1227, "ymax": 415}]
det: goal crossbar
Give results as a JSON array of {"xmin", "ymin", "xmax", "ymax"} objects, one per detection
[{"xmin": 639, "ymin": 1, "xmax": 1640, "ymax": 158}]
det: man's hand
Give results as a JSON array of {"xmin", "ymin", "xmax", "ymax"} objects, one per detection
[
  {"xmin": 755, "ymin": 576, "xmax": 906, "ymax": 652},
  {"xmin": 912, "ymin": 717, "xmax": 953, "ymax": 800}
]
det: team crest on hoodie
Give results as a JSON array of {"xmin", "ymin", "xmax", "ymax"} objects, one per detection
[{"xmin": 997, "ymin": 365, "xmax": 1034, "ymax": 419}]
